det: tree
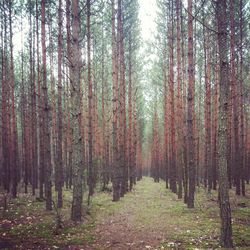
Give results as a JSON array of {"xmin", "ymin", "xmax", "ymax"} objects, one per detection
[
  {"xmin": 87, "ymin": 0, "xmax": 94, "ymax": 203},
  {"xmin": 187, "ymin": 0, "xmax": 196, "ymax": 208},
  {"xmin": 41, "ymin": 0, "xmax": 52, "ymax": 211},
  {"xmin": 216, "ymin": 0, "xmax": 233, "ymax": 247},
  {"xmin": 112, "ymin": 0, "xmax": 120, "ymax": 202},
  {"xmin": 71, "ymin": 0, "xmax": 84, "ymax": 221},
  {"xmin": 168, "ymin": 0, "xmax": 177, "ymax": 194},
  {"xmin": 57, "ymin": 0, "xmax": 63, "ymax": 208}
]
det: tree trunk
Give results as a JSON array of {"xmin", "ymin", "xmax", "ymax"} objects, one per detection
[
  {"xmin": 230, "ymin": 0, "xmax": 240, "ymax": 195},
  {"xmin": 57, "ymin": 0, "xmax": 63, "ymax": 208},
  {"xmin": 112, "ymin": 0, "xmax": 120, "ymax": 201},
  {"xmin": 169, "ymin": 0, "xmax": 177, "ymax": 194},
  {"xmin": 87, "ymin": 0, "xmax": 94, "ymax": 204},
  {"xmin": 216, "ymin": 0, "xmax": 233, "ymax": 247},
  {"xmin": 8, "ymin": 0, "xmax": 19, "ymax": 198},
  {"xmin": 41, "ymin": 0, "xmax": 52, "ymax": 211},
  {"xmin": 187, "ymin": 0, "xmax": 196, "ymax": 208},
  {"xmin": 71, "ymin": 0, "xmax": 84, "ymax": 221}
]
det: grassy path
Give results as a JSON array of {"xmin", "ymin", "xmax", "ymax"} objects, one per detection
[
  {"xmin": 90, "ymin": 177, "xmax": 250, "ymax": 249},
  {"xmin": 0, "ymin": 177, "xmax": 249, "ymax": 249}
]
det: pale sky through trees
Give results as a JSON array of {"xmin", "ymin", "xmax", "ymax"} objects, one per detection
[
  {"xmin": 138, "ymin": 0, "xmax": 157, "ymax": 42},
  {"xmin": 14, "ymin": 1, "xmax": 158, "ymax": 52}
]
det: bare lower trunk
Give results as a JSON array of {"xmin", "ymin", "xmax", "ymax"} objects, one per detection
[{"xmin": 216, "ymin": 0, "xmax": 233, "ymax": 247}]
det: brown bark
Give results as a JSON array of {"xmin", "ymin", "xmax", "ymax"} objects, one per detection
[
  {"xmin": 239, "ymin": 0, "xmax": 245, "ymax": 195},
  {"xmin": 152, "ymin": 109, "xmax": 160, "ymax": 182},
  {"xmin": 8, "ymin": 0, "xmax": 18, "ymax": 198},
  {"xmin": 212, "ymin": 63, "xmax": 220, "ymax": 190},
  {"xmin": 28, "ymin": 2, "xmax": 38, "ymax": 195},
  {"xmin": 66, "ymin": 0, "xmax": 73, "ymax": 190},
  {"xmin": 41, "ymin": 0, "xmax": 52, "ymax": 210},
  {"xmin": 87, "ymin": 0, "xmax": 94, "ymax": 203},
  {"xmin": 230, "ymin": 0, "xmax": 240, "ymax": 195},
  {"xmin": 118, "ymin": 0, "xmax": 127, "ymax": 197},
  {"xmin": 181, "ymin": 3, "xmax": 188, "ymax": 204},
  {"xmin": 216, "ymin": 0, "xmax": 233, "ymax": 247},
  {"xmin": 1, "ymin": 4, "xmax": 11, "ymax": 192},
  {"xmin": 187, "ymin": 0, "xmax": 196, "ymax": 208},
  {"xmin": 71, "ymin": 0, "xmax": 84, "ymax": 221},
  {"xmin": 176, "ymin": 0, "xmax": 183, "ymax": 199},
  {"xmin": 163, "ymin": 42, "xmax": 169, "ymax": 189},
  {"xmin": 204, "ymin": 38, "xmax": 212, "ymax": 192},
  {"xmin": 36, "ymin": 0, "xmax": 44, "ymax": 200},
  {"xmin": 169, "ymin": 0, "xmax": 177, "ymax": 194},
  {"xmin": 57, "ymin": 0, "xmax": 63, "ymax": 208},
  {"xmin": 112, "ymin": 0, "xmax": 120, "ymax": 202}
]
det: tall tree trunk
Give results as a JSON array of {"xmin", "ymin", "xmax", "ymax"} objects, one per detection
[
  {"xmin": 181, "ymin": 2, "xmax": 188, "ymax": 204},
  {"xmin": 66, "ymin": 0, "xmax": 73, "ymax": 190},
  {"xmin": 57, "ymin": 0, "xmax": 63, "ymax": 208},
  {"xmin": 187, "ymin": 0, "xmax": 196, "ymax": 208},
  {"xmin": 41, "ymin": 0, "xmax": 52, "ymax": 211},
  {"xmin": 36, "ymin": 0, "xmax": 44, "ymax": 200},
  {"xmin": 216, "ymin": 0, "xmax": 233, "ymax": 247},
  {"xmin": 87, "ymin": 0, "xmax": 94, "ymax": 204},
  {"xmin": 71, "ymin": 0, "xmax": 83, "ymax": 221},
  {"xmin": 118, "ymin": 0, "xmax": 127, "ymax": 197},
  {"xmin": 176, "ymin": 0, "xmax": 183, "ymax": 199},
  {"xmin": 1, "ymin": 3, "xmax": 11, "ymax": 192},
  {"xmin": 204, "ymin": 36, "xmax": 212, "ymax": 192},
  {"xmin": 212, "ymin": 63, "xmax": 219, "ymax": 190},
  {"xmin": 8, "ymin": 0, "xmax": 19, "ymax": 198},
  {"xmin": 112, "ymin": 0, "xmax": 120, "ymax": 201},
  {"xmin": 163, "ymin": 43, "xmax": 169, "ymax": 189},
  {"xmin": 169, "ymin": 0, "xmax": 177, "ymax": 194},
  {"xmin": 230, "ymin": 0, "xmax": 240, "ymax": 195},
  {"xmin": 239, "ymin": 0, "xmax": 245, "ymax": 196}
]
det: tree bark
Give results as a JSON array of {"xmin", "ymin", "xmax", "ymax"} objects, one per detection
[
  {"xmin": 112, "ymin": 0, "xmax": 120, "ymax": 201},
  {"xmin": 216, "ymin": 0, "xmax": 233, "ymax": 247},
  {"xmin": 41, "ymin": 0, "xmax": 52, "ymax": 211},
  {"xmin": 87, "ymin": 0, "xmax": 94, "ymax": 204},
  {"xmin": 187, "ymin": 0, "xmax": 196, "ymax": 208},
  {"xmin": 71, "ymin": 0, "xmax": 84, "ymax": 221},
  {"xmin": 57, "ymin": 0, "xmax": 63, "ymax": 208}
]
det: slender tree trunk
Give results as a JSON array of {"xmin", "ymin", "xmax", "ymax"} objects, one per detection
[
  {"xmin": 216, "ymin": 0, "xmax": 233, "ymax": 247},
  {"xmin": 128, "ymin": 36, "xmax": 134, "ymax": 191},
  {"xmin": 8, "ymin": 0, "xmax": 18, "ymax": 198},
  {"xmin": 176, "ymin": 0, "xmax": 183, "ymax": 199},
  {"xmin": 212, "ymin": 63, "xmax": 219, "ymax": 190},
  {"xmin": 230, "ymin": 0, "xmax": 240, "ymax": 195},
  {"xmin": 181, "ymin": 4, "xmax": 188, "ymax": 203},
  {"xmin": 239, "ymin": 0, "xmax": 245, "ymax": 196},
  {"xmin": 1, "ymin": 4, "xmax": 11, "ymax": 192},
  {"xmin": 36, "ymin": 0, "xmax": 44, "ymax": 200},
  {"xmin": 87, "ymin": 0, "xmax": 94, "ymax": 204},
  {"xmin": 118, "ymin": 0, "xmax": 127, "ymax": 197},
  {"xmin": 163, "ymin": 44, "xmax": 169, "ymax": 189},
  {"xmin": 57, "ymin": 0, "xmax": 63, "ymax": 208},
  {"xmin": 71, "ymin": 0, "xmax": 83, "ymax": 221},
  {"xmin": 187, "ymin": 0, "xmax": 196, "ymax": 208},
  {"xmin": 66, "ymin": 0, "xmax": 73, "ymax": 190},
  {"xmin": 169, "ymin": 0, "xmax": 177, "ymax": 194},
  {"xmin": 41, "ymin": 0, "xmax": 52, "ymax": 211},
  {"xmin": 204, "ymin": 36, "xmax": 212, "ymax": 192},
  {"xmin": 112, "ymin": 0, "xmax": 120, "ymax": 201}
]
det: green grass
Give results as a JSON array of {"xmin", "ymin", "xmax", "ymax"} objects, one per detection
[{"xmin": 0, "ymin": 177, "xmax": 249, "ymax": 249}]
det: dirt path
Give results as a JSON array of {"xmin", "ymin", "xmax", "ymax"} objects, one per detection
[
  {"xmin": 90, "ymin": 179, "xmax": 175, "ymax": 250},
  {"xmin": 1, "ymin": 178, "xmax": 249, "ymax": 249}
]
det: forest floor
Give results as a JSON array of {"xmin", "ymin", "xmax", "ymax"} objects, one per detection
[{"xmin": 0, "ymin": 177, "xmax": 250, "ymax": 250}]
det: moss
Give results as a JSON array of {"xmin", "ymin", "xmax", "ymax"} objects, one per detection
[{"xmin": 1, "ymin": 178, "xmax": 249, "ymax": 249}]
